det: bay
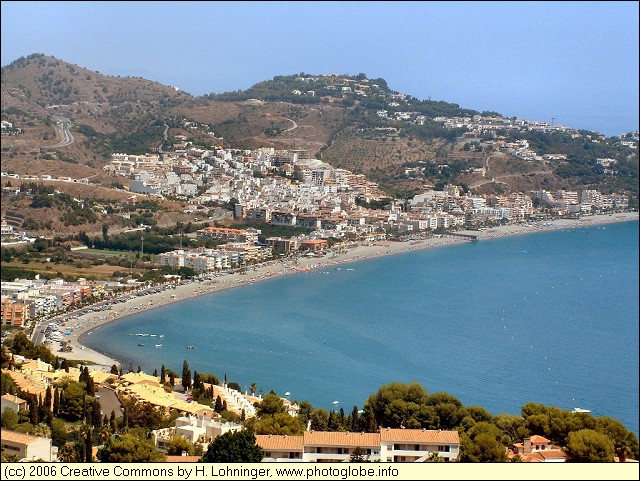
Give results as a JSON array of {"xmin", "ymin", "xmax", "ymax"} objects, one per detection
[{"xmin": 86, "ymin": 221, "xmax": 639, "ymax": 435}]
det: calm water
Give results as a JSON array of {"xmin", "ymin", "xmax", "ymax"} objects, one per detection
[{"xmin": 86, "ymin": 221, "xmax": 639, "ymax": 435}]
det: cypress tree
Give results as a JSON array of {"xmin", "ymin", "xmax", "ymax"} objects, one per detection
[
  {"xmin": 153, "ymin": 368, "xmax": 158, "ymax": 377},
  {"xmin": 45, "ymin": 386, "xmax": 52, "ymax": 411},
  {"xmin": 92, "ymin": 400, "xmax": 102, "ymax": 429},
  {"xmin": 350, "ymin": 405, "xmax": 360, "ymax": 432},
  {"xmin": 160, "ymin": 365, "xmax": 166, "ymax": 384},
  {"xmin": 109, "ymin": 409, "xmax": 117, "ymax": 433},
  {"xmin": 29, "ymin": 396, "xmax": 39, "ymax": 425},
  {"xmin": 169, "ymin": 373, "xmax": 175, "ymax": 387},
  {"xmin": 85, "ymin": 429, "xmax": 93, "ymax": 462},
  {"xmin": 53, "ymin": 389, "xmax": 60, "ymax": 415},
  {"xmin": 214, "ymin": 395, "xmax": 223, "ymax": 413},
  {"xmin": 122, "ymin": 408, "xmax": 128, "ymax": 432}
]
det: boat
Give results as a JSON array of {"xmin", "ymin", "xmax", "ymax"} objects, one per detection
[
  {"xmin": 155, "ymin": 344, "xmax": 162, "ymax": 348},
  {"xmin": 572, "ymin": 407, "xmax": 591, "ymax": 413},
  {"xmin": 186, "ymin": 345, "xmax": 194, "ymax": 349},
  {"xmin": 332, "ymin": 401, "xmax": 339, "ymax": 405},
  {"xmin": 137, "ymin": 343, "xmax": 144, "ymax": 347}
]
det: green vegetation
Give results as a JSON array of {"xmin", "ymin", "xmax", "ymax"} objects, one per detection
[
  {"xmin": 97, "ymin": 434, "xmax": 166, "ymax": 462},
  {"xmin": 200, "ymin": 430, "xmax": 263, "ymax": 462}
]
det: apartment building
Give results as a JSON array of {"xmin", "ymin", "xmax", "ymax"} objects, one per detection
[{"xmin": 255, "ymin": 428, "xmax": 460, "ymax": 462}]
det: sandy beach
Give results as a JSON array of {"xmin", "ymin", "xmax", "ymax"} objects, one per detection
[{"xmin": 49, "ymin": 211, "xmax": 638, "ymax": 371}]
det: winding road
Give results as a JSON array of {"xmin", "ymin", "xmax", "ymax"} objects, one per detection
[{"xmin": 52, "ymin": 115, "xmax": 74, "ymax": 147}]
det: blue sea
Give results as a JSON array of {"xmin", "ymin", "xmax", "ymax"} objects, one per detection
[{"xmin": 86, "ymin": 221, "xmax": 639, "ymax": 435}]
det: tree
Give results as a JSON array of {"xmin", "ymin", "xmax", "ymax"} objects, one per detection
[
  {"xmin": 459, "ymin": 422, "xmax": 507, "ymax": 462},
  {"xmin": 160, "ymin": 365, "xmax": 166, "ymax": 385},
  {"xmin": 256, "ymin": 393, "xmax": 286, "ymax": 417},
  {"xmin": 253, "ymin": 412, "xmax": 303, "ymax": 436},
  {"xmin": 182, "ymin": 360, "xmax": 192, "ymax": 391},
  {"xmin": 309, "ymin": 408, "xmax": 329, "ymax": 431},
  {"xmin": 214, "ymin": 395, "xmax": 224, "ymax": 414},
  {"xmin": 110, "ymin": 410, "xmax": 117, "ymax": 434},
  {"xmin": 364, "ymin": 382, "xmax": 429, "ymax": 429},
  {"xmin": 97, "ymin": 434, "xmax": 166, "ymax": 462},
  {"xmin": 565, "ymin": 429, "xmax": 615, "ymax": 462},
  {"xmin": 1, "ymin": 407, "xmax": 18, "ymax": 429},
  {"xmin": 167, "ymin": 435, "xmax": 194, "ymax": 455},
  {"xmin": 350, "ymin": 446, "xmax": 366, "ymax": 462},
  {"xmin": 200, "ymin": 430, "xmax": 263, "ymax": 463}
]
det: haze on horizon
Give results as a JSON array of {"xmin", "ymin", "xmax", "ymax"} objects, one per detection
[{"xmin": 1, "ymin": 1, "xmax": 638, "ymax": 137}]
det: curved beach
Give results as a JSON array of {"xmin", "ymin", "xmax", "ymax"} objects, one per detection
[{"xmin": 51, "ymin": 211, "xmax": 638, "ymax": 371}]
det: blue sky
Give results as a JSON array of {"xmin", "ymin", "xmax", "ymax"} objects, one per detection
[{"xmin": 1, "ymin": 1, "xmax": 638, "ymax": 136}]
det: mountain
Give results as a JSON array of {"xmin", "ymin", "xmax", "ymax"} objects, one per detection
[{"xmin": 1, "ymin": 54, "xmax": 638, "ymax": 203}]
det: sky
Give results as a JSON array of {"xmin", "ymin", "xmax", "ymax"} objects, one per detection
[{"xmin": 1, "ymin": 1, "xmax": 638, "ymax": 136}]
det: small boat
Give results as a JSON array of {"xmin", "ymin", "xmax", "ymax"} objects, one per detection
[
  {"xmin": 137, "ymin": 343, "xmax": 144, "ymax": 347},
  {"xmin": 155, "ymin": 344, "xmax": 162, "ymax": 348},
  {"xmin": 186, "ymin": 345, "xmax": 194, "ymax": 349},
  {"xmin": 285, "ymin": 392, "xmax": 290, "ymax": 396},
  {"xmin": 572, "ymin": 407, "xmax": 591, "ymax": 413},
  {"xmin": 332, "ymin": 401, "xmax": 339, "ymax": 405}
]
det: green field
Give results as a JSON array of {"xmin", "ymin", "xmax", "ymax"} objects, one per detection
[{"xmin": 78, "ymin": 248, "xmax": 158, "ymax": 262}]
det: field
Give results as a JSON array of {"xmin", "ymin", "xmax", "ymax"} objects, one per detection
[{"xmin": 2, "ymin": 259, "xmax": 142, "ymax": 281}]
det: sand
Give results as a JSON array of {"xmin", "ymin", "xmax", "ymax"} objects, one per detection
[{"xmin": 45, "ymin": 211, "xmax": 638, "ymax": 371}]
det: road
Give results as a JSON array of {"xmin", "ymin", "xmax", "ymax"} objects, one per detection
[
  {"xmin": 97, "ymin": 386, "xmax": 123, "ymax": 418},
  {"xmin": 52, "ymin": 115, "xmax": 74, "ymax": 147}
]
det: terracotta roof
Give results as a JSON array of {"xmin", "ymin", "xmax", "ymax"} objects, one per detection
[
  {"xmin": 165, "ymin": 455, "xmax": 200, "ymax": 463},
  {"xmin": 529, "ymin": 435, "xmax": 551, "ymax": 443},
  {"xmin": 1, "ymin": 394, "xmax": 27, "ymax": 404},
  {"xmin": 256, "ymin": 435, "xmax": 304, "ymax": 451},
  {"xmin": 522, "ymin": 450, "xmax": 567, "ymax": 462},
  {"xmin": 379, "ymin": 428, "xmax": 459, "ymax": 444},
  {"xmin": 303, "ymin": 431, "xmax": 380, "ymax": 448},
  {"xmin": 1, "ymin": 429, "xmax": 47, "ymax": 445}
]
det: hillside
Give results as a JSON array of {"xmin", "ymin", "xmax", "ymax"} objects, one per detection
[{"xmin": 1, "ymin": 54, "xmax": 638, "ymax": 205}]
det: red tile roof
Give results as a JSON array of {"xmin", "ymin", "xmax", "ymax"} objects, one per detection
[
  {"xmin": 256, "ymin": 435, "xmax": 304, "ymax": 451},
  {"xmin": 379, "ymin": 428, "xmax": 459, "ymax": 444},
  {"xmin": 303, "ymin": 431, "xmax": 380, "ymax": 447},
  {"xmin": 165, "ymin": 455, "xmax": 200, "ymax": 462}
]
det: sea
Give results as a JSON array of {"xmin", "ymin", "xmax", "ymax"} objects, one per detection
[{"xmin": 85, "ymin": 221, "xmax": 639, "ymax": 435}]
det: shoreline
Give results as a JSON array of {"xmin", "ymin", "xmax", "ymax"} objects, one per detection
[{"xmin": 51, "ymin": 211, "xmax": 638, "ymax": 371}]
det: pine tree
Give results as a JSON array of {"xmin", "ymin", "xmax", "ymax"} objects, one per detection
[{"xmin": 110, "ymin": 364, "xmax": 119, "ymax": 375}]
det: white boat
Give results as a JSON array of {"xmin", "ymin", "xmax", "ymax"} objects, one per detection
[
  {"xmin": 572, "ymin": 407, "xmax": 591, "ymax": 413},
  {"xmin": 155, "ymin": 344, "xmax": 162, "ymax": 348},
  {"xmin": 332, "ymin": 401, "xmax": 339, "ymax": 405}
]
